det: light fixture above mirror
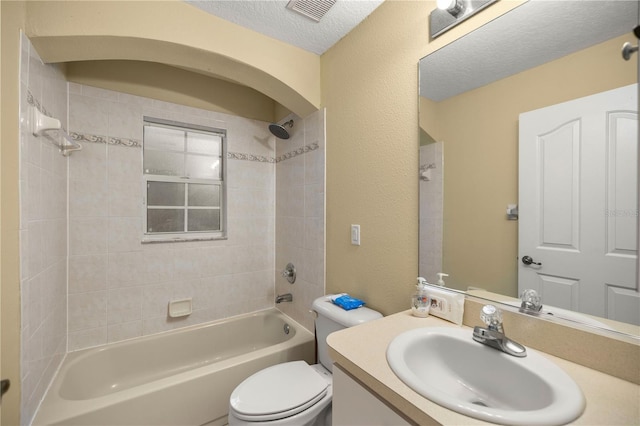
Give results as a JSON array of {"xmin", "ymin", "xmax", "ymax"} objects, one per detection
[{"xmin": 429, "ymin": 0, "xmax": 498, "ymax": 39}]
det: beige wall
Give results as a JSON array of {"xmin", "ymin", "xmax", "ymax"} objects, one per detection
[
  {"xmin": 1, "ymin": 2, "xmax": 26, "ymax": 424},
  {"xmin": 321, "ymin": 0, "xmax": 424, "ymax": 315},
  {"xmin": 66, "ymin": 61, "xmax": 280, "ymax": 123},
  {"xmin": 427, "ymin": 34, "xmax": 636, "ymax": 296},
  {"xmin": 321, "ymin": 0, "xmax": 522, "ymax": 315}
]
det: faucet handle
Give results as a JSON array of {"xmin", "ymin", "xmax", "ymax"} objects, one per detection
[
  {"xmin": 520, "ymin": 289, "xmax": 542, "ymax": 312},
  {"xmin": 480, "ymin": 305, "xmax": 503, "ymax": 332},
  {"xmin": 282, "ymin": 263, "xmax": 296, "ymax": 284}
]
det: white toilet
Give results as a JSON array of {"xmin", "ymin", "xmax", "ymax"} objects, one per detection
[{"xmin": 228, "ymin": 295, "xmax": 383, "ymax": 426}]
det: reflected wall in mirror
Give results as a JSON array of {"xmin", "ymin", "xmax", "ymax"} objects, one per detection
[{"xmin": 419, "ymin": 0, "xmax": 640, "ymax": 336}]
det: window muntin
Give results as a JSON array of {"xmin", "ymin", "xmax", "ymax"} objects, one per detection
[{"xmin": 143, "ymin": 118, "xmax": 226, "ymax": 241}]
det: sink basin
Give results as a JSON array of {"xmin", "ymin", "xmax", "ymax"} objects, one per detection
[{"xmin": 387, "ymin": 327, "xmax": 585, "ymax": 425}]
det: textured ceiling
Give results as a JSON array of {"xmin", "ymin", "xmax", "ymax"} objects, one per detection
[
  {"xmin": 185, "ymin": 0, "xmax": 385, "ymax": 55},
  {"xmin": 421, "ymin": 0, "xmax": 639, "ymax": 101}
]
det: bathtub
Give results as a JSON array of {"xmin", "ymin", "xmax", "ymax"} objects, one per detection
[{"xmin": 33, "ymin": 309, "xmax": 315, "ymax": 425}]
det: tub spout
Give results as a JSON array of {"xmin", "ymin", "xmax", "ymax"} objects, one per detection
[{"xmin": 276, "ymin": 293, "xmax": 293, "ymax": 304}]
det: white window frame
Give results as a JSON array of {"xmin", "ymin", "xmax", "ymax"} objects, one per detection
[{"xmin": 142, "ymin": 117, "xmax": 227, "ymax": 243}]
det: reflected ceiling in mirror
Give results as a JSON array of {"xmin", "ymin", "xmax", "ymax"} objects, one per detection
[
  {"xmin": 418, "ymin": 0, "xmax": 639, "ymax": 337},
  {"xmin": 421, "ymin": 0, "xmax": 638, "ymax": 101}
]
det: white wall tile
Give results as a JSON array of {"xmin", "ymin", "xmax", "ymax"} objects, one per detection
[
  {"xmin": 170, "ymin": 248, "xmax": 201, "ymax": 281},
  {"xmin": 69, "ymin": 254, "xmax": 108, "ymax": 294},
  {"xmin": 69, "ymin": 94, "xmax": 110, "ymax": 136},
  {"xmin": 68, "ymin": 291, "xmax": 107, "ymax": 332},
  {"xmin": 69, "ymin": 217, "xmax": 108, "ymax": 255},
  {"xmin": 144, "ymin": 249, "xmax": 176, "ymax": 284},
  {"xmin": 108, "ymin": 100, "xmax": 143, "ymax": 140},
  {"xmin": 142, "ymin": 283, "xmax": 172, "ymax": 319},
  {"xmin": 107, "ymin": 251, "xmax": 146, "ymax": 288},
  {"xmin": 108, "ymin": 287, "xmax": 143, "ymax": 325},
  {"xmin": 69, "ymin": 141, "xmax": 107, "ymax": 181},
  {"xmin": 108, "ymin": 217, "xmax": 143, "ymax": 253},
  {"xmin": 27, "ymin": 221, "xmax": 44, "ymax": 277},
  {"xmin": 26, "ymin": 162, "xmax": 41, "ymax": 221},
  {"xmin": 108, "ymin": 321, "xmax": 143, "ymax": 344},
  {"xmin": 68, "ymin": 327, "xmax": 107, "ymax": 352},
  {"xmin": 69, "ymin": 177, "xmax": 108, "ymax": 218}
]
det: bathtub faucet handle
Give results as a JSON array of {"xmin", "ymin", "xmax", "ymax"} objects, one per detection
[{"xmin": 282, "ymin": 263, "xmax": 296, "ymax": 284}]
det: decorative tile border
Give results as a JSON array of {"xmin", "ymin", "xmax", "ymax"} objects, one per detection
[
  {"xmin": 67, "ymin": 132, "xmax": 320, "ymax": 164},
  {"xmin": 276, "ymin": 141, "xmax": 319, "ymax": 163},
  {"xmin": 228, "ymin": 152, "xmax": 275, "ymax": 163},
  {"xmin": 29, "ymin": 86, "xmax": 319, "ymax": 164},
  {"xmin": 70, "ymin": 132, "xmax": 142, "ymax": 148}
]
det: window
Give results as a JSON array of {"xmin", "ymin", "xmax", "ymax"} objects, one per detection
[{"xmin": 142, "ymin": 118, "xmax": 227, "ymax": 242}]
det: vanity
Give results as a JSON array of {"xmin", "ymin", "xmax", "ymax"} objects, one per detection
[{"xmin": 327, "ymin": 298, "xmax": 640, "ymax": 425}]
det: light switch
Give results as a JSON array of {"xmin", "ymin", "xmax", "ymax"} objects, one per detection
[{"xmin": 351, "ymin": 224, "xmax": 361, "ymax": 246}]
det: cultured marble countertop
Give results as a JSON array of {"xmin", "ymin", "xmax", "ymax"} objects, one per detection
[{"xmin": 327, "ymin": 310, "xmax": 640, "ymax": 425}]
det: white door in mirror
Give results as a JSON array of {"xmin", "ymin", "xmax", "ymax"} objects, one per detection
[{"xmin": 518, "ymin": 83, "xmax": 639, "ymax": 325}]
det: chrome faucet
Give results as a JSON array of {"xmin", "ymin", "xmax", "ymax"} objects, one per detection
[
  {"xmin": 275, "ymin": 293, "xmax": 293, "ymax": 304},
  {"xmin": 472, "ymin": 305, "xmax": 527, "ymax": 358}
]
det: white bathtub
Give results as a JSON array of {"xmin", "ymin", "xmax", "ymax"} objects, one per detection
[{"xmin": 33, "ymin": 309, "xmax": 315, "ymax": 425}]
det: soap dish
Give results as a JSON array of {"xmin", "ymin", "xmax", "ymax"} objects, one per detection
[{"xmin": 168, "ymin": 298, "xmax": 192, "ymax": 318}]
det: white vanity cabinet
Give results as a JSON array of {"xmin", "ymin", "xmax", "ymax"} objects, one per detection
[{"xmin": 332, "ymin": 365, "xmax": 410, "ymax": 426}]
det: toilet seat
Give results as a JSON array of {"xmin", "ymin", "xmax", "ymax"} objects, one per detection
[{"xmin": 230, "ymin": 361, "xmax": 329, "ymax": 422}]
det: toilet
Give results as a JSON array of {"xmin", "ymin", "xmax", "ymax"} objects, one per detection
[{"xmin": 228, "ymin": 295, "xmax": 383, "ymax": 426}]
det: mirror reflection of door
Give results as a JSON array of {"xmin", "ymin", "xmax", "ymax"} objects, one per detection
[{"xmin": 518, "ymin": 84, "xmax": 639, "ymax": 325}]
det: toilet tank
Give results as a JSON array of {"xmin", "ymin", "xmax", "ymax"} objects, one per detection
[{"xmin": 312, "ymin": 295, "xmax": 383, "ymax": 372}]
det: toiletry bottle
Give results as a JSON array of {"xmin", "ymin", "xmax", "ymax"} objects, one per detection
[
  {"xmin": 411, "ymin": 277, "xmax": 431, "ymax": 317},
  {"xmin": 436, "ymin": 272, "xmax": 449, "ymax": 286}
]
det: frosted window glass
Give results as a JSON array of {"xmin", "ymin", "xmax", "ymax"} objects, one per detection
[
  {"xmin": 188, "ymin": 209, "xmax": 220, "ymax": 232},
  {"xmin": 144, "ymin": 150, "xmax": 185, "ymax": 176},
  {"xmin": 186, "ymin": 154, "xmax": 221, "ymax": 179},
  {"xmin": 144, "ymin": 125, "xmax": 185, "ymax": 151},
  {"xmin": 188, "ymin": 184, "xmax": 220, "ymax": 207},
  {"xmin": 147, "ymin": 209, "xmax": 185, "ymax": 233},
  {"xmin": 147, "ymin": 182, "xmax": 185, "ymax": 206},
  {"xmin": 187, "ymin": 132, "xmax": 221, "ymax": 155},
  {"xmin": 143, "ymin": 119, "xmax": 226, "ymax": 238}
]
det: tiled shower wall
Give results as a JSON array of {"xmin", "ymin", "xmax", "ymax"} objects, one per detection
[
  {"xmin": 66, "ymin": 84, "xmax": 279, "ymax": 350},
  {"xmin": 419, "ymin": 142, "xmax": 444, "ymax": 283},
  {"xmin": 274, "ymin": 111, "xmax": 326, "ymax": 331},
  {"xmin": 19, "ymin": 34, "xmax": 69, "ymax": 424}
]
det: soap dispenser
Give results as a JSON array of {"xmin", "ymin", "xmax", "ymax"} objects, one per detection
[
  {"xmin": 436, "ymin": 272, "xmax": 449, "ymax": 287},
  {"xmin": 411, "ymin": 277, "xmax": 431, "ymax": 317}
]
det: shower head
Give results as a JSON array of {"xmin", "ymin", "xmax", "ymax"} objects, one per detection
[{"xmin": 269, "ymin": 120, "xmax": 294, "ymax": 140}]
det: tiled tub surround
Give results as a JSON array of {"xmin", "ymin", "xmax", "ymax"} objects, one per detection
[
  {"xmin": 67, "ymin": 84, "xmax": 326, "ymax": 349},
  {"xmin": 19, "ymin": 34, "xmax": 69, "ymax": 424},
  {"xmin": 67, "ymin": 83, "xmax": 278, "ymax": 350},
  {"xmin": 274, "ymin": 110, "xmax": 326, "ymax": 331}
]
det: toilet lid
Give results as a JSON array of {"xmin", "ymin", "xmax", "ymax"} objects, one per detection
[{"xmin": 230, "ymin": 361, "xmax": 329, "ymax": 421}]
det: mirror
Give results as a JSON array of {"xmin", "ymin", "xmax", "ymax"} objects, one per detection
[{"xmin": 419, "ymin": 0, "xmax": 640, "ymax": 337}]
